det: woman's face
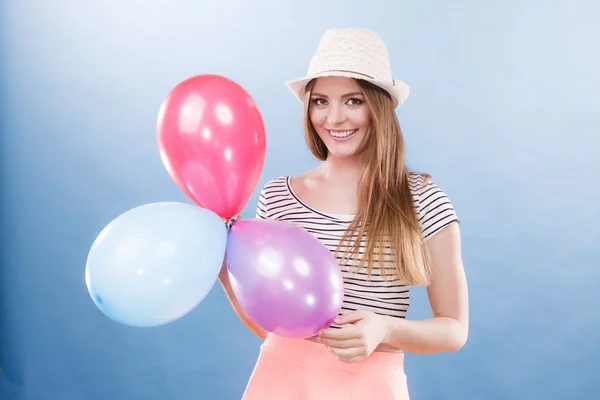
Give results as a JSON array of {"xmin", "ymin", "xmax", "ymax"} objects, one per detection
[{"xmin": 309, "ymin": 76, "xmax": 372, "ymax": 159}]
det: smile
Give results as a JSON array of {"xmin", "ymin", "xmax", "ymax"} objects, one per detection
[{"xmin": 328, "ymin": 129, "xmax": 357, "ymax": 140}]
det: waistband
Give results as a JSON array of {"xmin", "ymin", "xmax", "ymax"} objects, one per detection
[{"xmin": 261, "ymin": 333, "xmax": 405, "ymax": 373}]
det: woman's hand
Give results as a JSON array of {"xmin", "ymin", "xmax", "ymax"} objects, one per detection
[{"xmin": 318, "ymin": 311, "xmax": 390, "ymax": 363}]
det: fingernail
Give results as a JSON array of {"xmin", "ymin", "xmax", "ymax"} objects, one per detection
[
  {"xmin": 334, "ymin": 317, "xmax": 341, "ymax": 323},
  {"xmin": 315, "ymin": 337, "xmax": 322, "ymax": 343},
  {"xmin": 317, "ymin": 330, "xmax": 323, "ymax": 336}
]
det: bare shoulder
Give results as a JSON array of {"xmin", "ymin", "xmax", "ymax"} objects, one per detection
[{"xmin": 289, "ymin": 167, "xmax": 323, "ymax": 197}]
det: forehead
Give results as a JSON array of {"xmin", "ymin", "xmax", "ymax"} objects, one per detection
[{"xmin": 311, "ymin": 76, "xmax": 363, "ymax": 96}]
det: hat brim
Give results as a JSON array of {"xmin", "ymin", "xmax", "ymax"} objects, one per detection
[{"xmin": 285, "ymin": 71, "xmax": 410, "ymax": 109}]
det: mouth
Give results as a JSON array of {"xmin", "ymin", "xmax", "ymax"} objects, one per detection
[{"xmin": 327, "ymin": 129, "xmax": 357, "ymax": 142}]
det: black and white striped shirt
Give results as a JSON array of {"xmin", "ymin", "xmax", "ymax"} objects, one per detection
[{"xmin": 255, "ymin": 173, "xmax": 459, "ymax": 320}]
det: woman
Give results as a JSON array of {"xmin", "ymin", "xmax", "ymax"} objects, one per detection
[{"xmin": 219, "ymin": 28, "xmax": 469, "ymax": 399}]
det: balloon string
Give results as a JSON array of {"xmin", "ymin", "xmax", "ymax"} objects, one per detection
[{"xmin": 225, "ymin": 215, "xmax": 241, "ymax": 231}]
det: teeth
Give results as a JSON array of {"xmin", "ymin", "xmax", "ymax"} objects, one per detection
[{"xmin": 329, "ymin": 129, "xmax": 356, "ymax": 138}]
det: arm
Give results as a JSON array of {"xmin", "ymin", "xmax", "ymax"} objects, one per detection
[
  {"xmin": 381, "ymin": 221, "xmax": 469, "ymax": 353},
  {"xmin": 217, "ymin": 185, "xmax": 271, "ymax": 340},
  {"xmin": 318, "ymin": 221, "xmax": 468, "ymax": 362},
  {"xmin": 218, "ymin": 260, "xmax": 268, "ymax": 340}
]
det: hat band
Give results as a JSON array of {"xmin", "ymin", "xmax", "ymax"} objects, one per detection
[
  {"xmin": 317, "ymin": 69, "xmax": 374, "ymax": 79},
  {"xmin": 316, "ymin": 69, "xmax": 394, "ymax": 86}
]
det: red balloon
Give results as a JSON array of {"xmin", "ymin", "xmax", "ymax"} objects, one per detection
[{"xmin": 156, "ymin": 75, "xmax": 266, "ymax": 219}]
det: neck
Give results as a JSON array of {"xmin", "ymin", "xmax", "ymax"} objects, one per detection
[{"xmin": 319, "ymin": 154, "xmax": 366, "ymax": 185}]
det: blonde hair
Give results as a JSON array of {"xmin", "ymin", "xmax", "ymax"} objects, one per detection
[{"xmin": 303, "ymin": 78, "xmax": 431, "ymax": 286}]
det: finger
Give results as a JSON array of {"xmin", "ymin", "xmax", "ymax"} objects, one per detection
[
  {"xmin": 333, "ymin": 311, "xmax": 369, "ymax": 326},
  {"xmin": 328, "ymin": 346, "xmax": 364, "ymax": 359},
  {"xmin": 319, "ymin": 326, "xmax": 361, "ymax": 340},
  {"xmin": 321, "ymin": 337, "xmax": 363, "ymax": 349},
  {"xmin": 340, "ymin": 354, "xmax": 366, "ymax": 364},
  {"xmin": 306, "ymin": 334, "xmax": 320, "ymax": 342}
]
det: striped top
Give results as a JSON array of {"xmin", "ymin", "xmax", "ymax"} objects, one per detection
[{"xmin": 255, "ymin": 173, "xmax": 459, "ymax": 320}]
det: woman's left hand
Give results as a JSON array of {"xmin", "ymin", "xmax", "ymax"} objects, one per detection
[{"xmin": 318, "ymin": 311, "xmax": 389, "ymax": 363}]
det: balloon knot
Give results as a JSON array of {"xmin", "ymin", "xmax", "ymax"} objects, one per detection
[{"xmin": 225, "ymin": 215, "xmax": 241, "ymax": 230}]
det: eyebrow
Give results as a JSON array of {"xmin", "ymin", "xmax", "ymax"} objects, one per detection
[{"xmin": 311, "ymin": 92, "xmax": 364, "ymax": 98}]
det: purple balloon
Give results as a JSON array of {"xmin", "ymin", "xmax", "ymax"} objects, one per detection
[{"xmin": 225, "ymin": 219, "xmax": 344, "ymax": 338}]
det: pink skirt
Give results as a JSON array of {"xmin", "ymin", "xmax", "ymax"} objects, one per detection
[{"xmin": 242, "ymin": 333, "xmax": 409, "ymax": 400}]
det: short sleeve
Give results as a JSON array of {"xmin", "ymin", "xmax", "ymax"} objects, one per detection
[
  {"xmin": 418, "ymin": 181, "xmax": 459, "ymax": 242},
  {"xmin": 255, "ymin": 184, "xmax": 269, "ymax": 219}
]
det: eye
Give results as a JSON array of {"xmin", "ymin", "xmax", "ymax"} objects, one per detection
[
  {"xmin": 311, "ymin": 98, "xmax": 328, "ymax": 106},
  {"xmin": 346, "ymin": 98, "xmax": 363, "ymax": 106}
]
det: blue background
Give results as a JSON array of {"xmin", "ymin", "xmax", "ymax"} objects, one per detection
[{"xmin": 1, "ymin": 0, "xmax": 598, "ymax": 399}]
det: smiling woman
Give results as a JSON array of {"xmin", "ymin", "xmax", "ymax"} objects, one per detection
[
  {"xmin": 218, "ymin": 27, "xmax": 468, "ymax": 399},
  {"xmin": 307, "ymin": 77, "xmax": 372, "ymax": 156}
]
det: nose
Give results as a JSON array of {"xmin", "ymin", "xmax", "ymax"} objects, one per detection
[{"xmin": 326, "ymin": 103, "xmax": 347, "ymax": 126}]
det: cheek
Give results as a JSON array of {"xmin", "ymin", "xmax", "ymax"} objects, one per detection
[
  {"xmin": 309, "ymin": 109, "xmax": 327, "ymax": 128},
  {"xmin": 353, "ymin": 109, "xmax": 371, "ymax": 127}
]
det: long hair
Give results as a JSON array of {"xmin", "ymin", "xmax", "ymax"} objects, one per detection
[{"xmin": 302, "ymin": 78, "xmax": 432, "ymax": 286}]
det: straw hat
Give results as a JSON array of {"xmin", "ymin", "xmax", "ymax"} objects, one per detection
[{"xmin": 285, "ymin": 28, "xmax": 410, "ymax": 108}]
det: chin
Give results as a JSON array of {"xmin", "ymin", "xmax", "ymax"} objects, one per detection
[
  {"xmin": 326, "ymin": 147, "xmax": 361, "ymax": 159},
  {"xmin": 321, "ymin": 138, "xmax": 367, "ymax": 160}
]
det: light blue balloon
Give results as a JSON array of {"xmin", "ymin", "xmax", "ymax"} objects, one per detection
[{"xmin": 85, "ymin": 202, "xmax": 226, "ymax": 327}]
